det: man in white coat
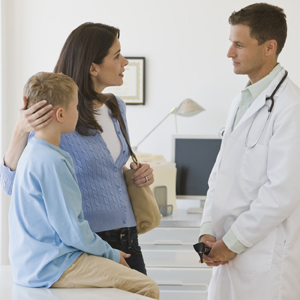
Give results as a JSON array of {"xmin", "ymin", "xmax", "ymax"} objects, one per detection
[{"xmin": 199, "ymin": 3, "xmax": 300, "ymax": 300}]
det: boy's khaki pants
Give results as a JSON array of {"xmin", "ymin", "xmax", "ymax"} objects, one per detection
[{"xmin": 51, "ymin": 253, "xmax": 159, "ymax": 299}]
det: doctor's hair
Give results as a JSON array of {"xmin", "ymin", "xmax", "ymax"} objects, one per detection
[
  {"xmin": 54, "ymin": 22, "xmax": 121, "ymax": 136},
  {"xmin": 229, "ymin": 3, "xmax": 287, "ymax": 56},
  {"xmin": 24, "ymin": 72, "xmax": 78, "ymax": 110}
]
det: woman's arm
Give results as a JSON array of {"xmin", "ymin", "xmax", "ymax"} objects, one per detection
[
  {"xmin": 116, "ymin": 96, "xmax": 155, "ymax": 188},
  {"xmin": 1, "ymin": 98, "xmax": 53, "ymax": 195},
  {"xmin": 4, "ymin": 97, "xmax": 53, "ymax": 171}
]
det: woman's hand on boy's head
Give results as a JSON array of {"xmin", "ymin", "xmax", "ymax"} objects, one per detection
[
  {"xmin": 16, "ymin": 97, "xmax": 54, "ymax": 134},
  {"xmin": 130, "ymin": 162, "xmax": 154, "ymax": 187}
]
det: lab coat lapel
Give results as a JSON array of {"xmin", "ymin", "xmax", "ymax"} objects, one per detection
[
  {"xmin": 233, "ymin": 92, "xmax": 266, "ymax": 132},
  {"xmin": 232, "ymin": 68, "xmax": 287, "ymax": 132},
  {"xmin": 222, "ymin": 95, "xmax": 240, "ymax": 140}
]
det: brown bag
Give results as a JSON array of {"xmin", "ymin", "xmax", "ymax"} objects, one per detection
[{"xmin": 107, "ymin": 94, "xmax": 162, "ymax": 235}]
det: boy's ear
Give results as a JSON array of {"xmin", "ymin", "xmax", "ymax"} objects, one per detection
[{"xmin": 55, "ymin": 107, "xmax": 65, "ymax": 123}]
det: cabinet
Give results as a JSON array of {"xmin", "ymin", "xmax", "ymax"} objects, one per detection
[{"xmin": 139, "ymin": 210, "xmax": 212, "ymax": 300}]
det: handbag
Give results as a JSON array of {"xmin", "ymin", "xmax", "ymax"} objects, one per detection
[{"xmin": 107, "ymin": 94, "xmax": 162, "ymax": 235}]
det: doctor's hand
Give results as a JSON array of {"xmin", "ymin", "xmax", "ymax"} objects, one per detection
[
  {"xmin": 130, "ymin": 162, "xmax": 154, "ymax": 187},
  {"xmin": 119, "ymin": 251, "xmax": 131, "ymax": 268},
  {"xmin": 206, "ymin": 239, "xmax": 237, "ymax": 263},
  {"xmin": 199, "ymin": 235, "xmax": 225, "ymax": 267}
]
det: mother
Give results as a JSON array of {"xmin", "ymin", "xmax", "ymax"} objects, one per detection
[{"xmin": 1, "ymin": 22, "xmax": 154, "ymax": 275}]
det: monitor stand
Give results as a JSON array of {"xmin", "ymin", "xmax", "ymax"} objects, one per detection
[
  {"xmin": 187, "ymin": 198, "xmax": 205, "ymax": 214},
  {"xmin": 187, "ymin": 207, "xmax": 203, "ymax": 214},
  {"xmin": 176, "ymin": 198, "xmax": 205, "ymax": 214}
]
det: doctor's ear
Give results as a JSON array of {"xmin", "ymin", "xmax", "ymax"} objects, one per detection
[{"xmin": 265, "ymin": 40, "xmax": 277, "ymax": 57}]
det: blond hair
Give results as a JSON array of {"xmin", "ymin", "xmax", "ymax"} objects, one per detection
[{"xmin": 24, "ymin": 72, "xmax": 78, "ymax": 109}]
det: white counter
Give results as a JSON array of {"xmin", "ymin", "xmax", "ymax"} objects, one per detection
[
  {"xmin": 139, "ymin": 209, "xmax": 211, "ymax": 300},
  {"xmin": 0, "ymin": 265, "xmax": 152, "ymax": 300}
]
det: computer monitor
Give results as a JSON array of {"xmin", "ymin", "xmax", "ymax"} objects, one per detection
[{"xmin": 172, "ymin": 135, "xmax": 222, "ymax": 203}]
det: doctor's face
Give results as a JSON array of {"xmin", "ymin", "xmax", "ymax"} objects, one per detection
[{"xmin": 227, "ymin": 24, "xmax": 266, "ymax": 83}]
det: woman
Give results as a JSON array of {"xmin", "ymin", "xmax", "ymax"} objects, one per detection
[{"xmin": 1, "ymin": 22, "xmax": 154, "ymax": 275}]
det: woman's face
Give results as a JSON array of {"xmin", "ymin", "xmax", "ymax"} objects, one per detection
[{"xmin": 92, "ymin": 38, "xmax": 128, "ymax": 93}]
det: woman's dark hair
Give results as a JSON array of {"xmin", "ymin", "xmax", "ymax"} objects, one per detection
[
  {"xmin": 54, "ymin": 22, "xmax": 121, "ymax": 135},
  {"xmin": 229, "ymin": 3, "xmax": 287, "ymax": 56}
]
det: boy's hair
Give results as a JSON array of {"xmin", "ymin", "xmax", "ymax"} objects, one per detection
[
  {"xmin": 229, "ymin": 3, "xmax": 287, "ymax": 56},
  {"xmin": 24, "ymin": 72, "xmax": 78, "ymax": 109}
]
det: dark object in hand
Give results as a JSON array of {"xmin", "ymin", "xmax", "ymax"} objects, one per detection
[{"xmin": 193, "ymin": 242, "xmax": 211, "ymax": 263}]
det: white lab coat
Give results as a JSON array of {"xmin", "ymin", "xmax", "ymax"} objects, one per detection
[{"xmin": 201, "ymin": 68, "xmax": 300, "ymax": 300}]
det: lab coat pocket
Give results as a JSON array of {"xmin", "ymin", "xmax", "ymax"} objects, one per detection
[
  {"xmin": 233, "ymin": 227, "xmax": 277, "ymax": 274},
  {"xmin": 240, "ymin": 144, "xmax": 269, "ymax": 183}
]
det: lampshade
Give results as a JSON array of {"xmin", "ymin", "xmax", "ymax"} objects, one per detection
[
  {"xmin": 132, "ymin": 98, "xmax": 205, "ymax": 150},
  {"xmin": 175, "ymin": 98, "xmax": 205, "ymax": 117}
]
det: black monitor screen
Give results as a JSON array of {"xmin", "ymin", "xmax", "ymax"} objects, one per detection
[{"xmin": 173, "ymin": 136, "xmax": 221, "ymax": 197}]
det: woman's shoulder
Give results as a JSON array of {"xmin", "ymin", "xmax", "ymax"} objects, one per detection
[
  {"xmin": 103, "ymin": 93, "xmax": 126, "ymax": 116},
  {"xmin": 115, "ymin": 95, "xmax": 126, "ymax": 113}
]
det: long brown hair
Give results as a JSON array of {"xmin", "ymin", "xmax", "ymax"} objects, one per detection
[{"xmin": 54, "ymin": 22, "xmax": 121, "ymax": 136}]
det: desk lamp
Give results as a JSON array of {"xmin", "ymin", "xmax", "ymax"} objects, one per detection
[{"xmin": 132, "ymin": 99, "xmax": 205, "ymax": 151}]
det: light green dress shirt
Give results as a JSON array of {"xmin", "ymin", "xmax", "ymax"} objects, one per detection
[{"xmin": 200, "ymin": 64, "xmax": 283, "ymax": 254}]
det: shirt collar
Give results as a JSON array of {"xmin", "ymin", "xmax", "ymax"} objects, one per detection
[
  {"xmin": 31, "ymin": 137, "xmax": 71, "ymax": 159},
  {"xmin": 244, "ymin": 63, "xmax": 283, "ymax": 100}
]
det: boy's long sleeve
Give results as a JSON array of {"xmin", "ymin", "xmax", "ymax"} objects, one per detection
[{"xmin": 41, "ymin": 155, "xmax": 120, "ymax": 263}]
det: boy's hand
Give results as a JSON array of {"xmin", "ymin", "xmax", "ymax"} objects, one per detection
[{"xmin": 119, "ymin": 251, "xmax": 131, "ymax": 268}]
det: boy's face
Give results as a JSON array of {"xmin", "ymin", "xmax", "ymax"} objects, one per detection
[{"xmin": 63, "ymin": 91, "xmax": 79, "ymax": 133}]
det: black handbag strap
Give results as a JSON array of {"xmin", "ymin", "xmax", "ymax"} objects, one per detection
[{"xmin": 106, "ymin": 93, "xmax": 139, "ymax": 166}]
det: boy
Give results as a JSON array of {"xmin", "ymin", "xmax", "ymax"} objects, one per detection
[{"xmin": 9, "ymin": 72, "xmax": 159, "ymax": 299}]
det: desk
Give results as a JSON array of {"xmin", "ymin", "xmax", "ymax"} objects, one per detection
[
  {"xmin": 0, "ymin": 265, "xmax": 153, "ymax": 300},
  {"xmin": 139, "ymin": 209, "xmax": 212, "ymax": 300}
]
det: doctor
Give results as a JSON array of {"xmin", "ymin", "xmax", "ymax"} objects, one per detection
[{"xmin": 199, "ymin": 3, "xmax": 300, "ymax": 300}]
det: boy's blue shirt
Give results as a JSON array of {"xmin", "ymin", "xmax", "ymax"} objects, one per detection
[
  {"xmin": 1, "ymin": 96, "xmax": 136, "ymax": 233},
  {"xmin": 9, "ymin": 137, "xmax": 120, "ymax": 288}
]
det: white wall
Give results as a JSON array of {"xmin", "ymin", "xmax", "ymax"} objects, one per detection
[
  {"xmin": 0, "ymin": 0, "xmax": 4, "ymax": 265},
  {"xmin": 1, "ymin": 0, "xmax": 300, "ymax": 264}
]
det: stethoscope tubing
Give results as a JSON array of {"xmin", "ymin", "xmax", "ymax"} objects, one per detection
[
  {"xmin": 245, "ymin": 70, "xmax": 288, "ymax": 149},
  {"xmin": 245, "ymin": 106, "xmax": 271, "ymax": 149}
]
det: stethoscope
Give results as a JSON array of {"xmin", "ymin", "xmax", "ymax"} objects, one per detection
[{"xmin": 218, "ymin": 70, "xmax": 288, "ymax": 149}]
